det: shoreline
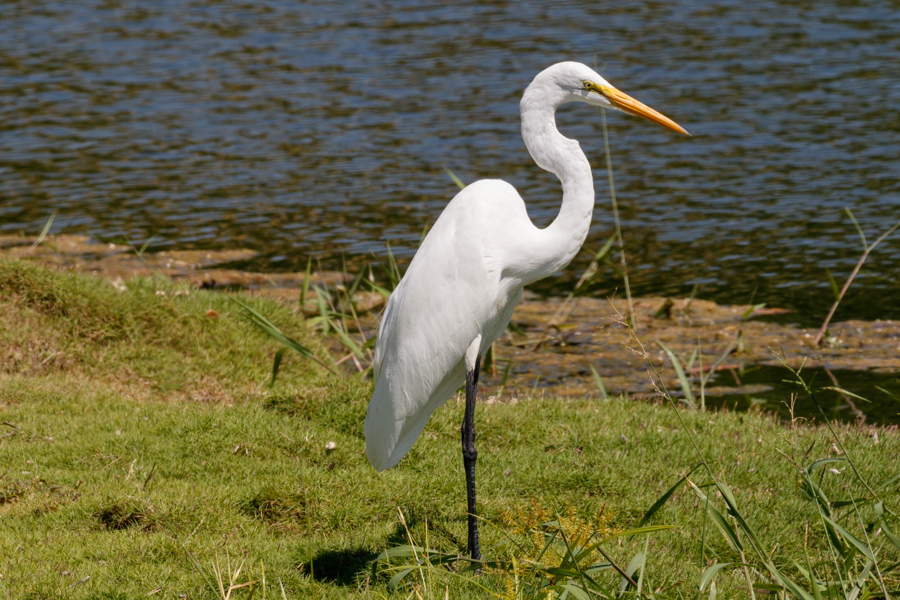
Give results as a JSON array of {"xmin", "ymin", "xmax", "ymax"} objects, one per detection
[{"xmin": 3, "ymin": 233, "xmax": 898, "ymax": 422}]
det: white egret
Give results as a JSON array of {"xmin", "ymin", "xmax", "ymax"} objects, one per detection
[{"xmin": 365, "ymin": 61, "xmax": 688, "ymax": 560}]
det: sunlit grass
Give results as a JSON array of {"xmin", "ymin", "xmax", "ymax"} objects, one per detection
[{"xmin": 1, "ymin": 260, "xmax": 898, "ymax": 598}]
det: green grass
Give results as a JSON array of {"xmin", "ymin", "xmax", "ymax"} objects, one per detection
[{"xmin": 0, "ymin": 259, "xmax": 898, "ymax": 598}]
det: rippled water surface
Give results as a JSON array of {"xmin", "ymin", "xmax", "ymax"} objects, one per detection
[{"xmin": 2, "ymin": 0, "xmax": 899, "ymax": 323}]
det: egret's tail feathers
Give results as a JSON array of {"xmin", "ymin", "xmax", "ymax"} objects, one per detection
[
  {"xmin": 365, "ymin": 359, "xmax": 467, "ymax": 472},
  {"xmin": 365, "ymin": 385, "xmax": 436, "ymax": 472}
]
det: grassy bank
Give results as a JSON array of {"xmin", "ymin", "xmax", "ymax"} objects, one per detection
[{"xmin": 0, "ymin": 259, "xmax": 897, "ymax": 599}]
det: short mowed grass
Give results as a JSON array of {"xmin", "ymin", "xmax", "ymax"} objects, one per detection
[{"xmin": 0, "ymin": 258, "xmax": 898, "ymax": 599}]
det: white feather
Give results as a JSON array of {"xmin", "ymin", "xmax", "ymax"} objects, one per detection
[{"xmin": 364, "ymin": 61, "xmax": 686, "ymax": 471}]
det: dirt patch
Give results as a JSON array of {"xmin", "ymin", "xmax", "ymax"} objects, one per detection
[{"xmin": 490, "ymin": 294, "xmax": 900, "ymax": 398}]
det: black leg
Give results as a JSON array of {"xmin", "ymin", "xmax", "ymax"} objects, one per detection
[{"xmin": 462, "ymin": 354, "xmax": 482, "ymax": 561}]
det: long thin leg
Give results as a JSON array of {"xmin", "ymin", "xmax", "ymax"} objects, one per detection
[{"xmin": 462, "ymin": 354, "xmax": 482, "ymax": 561}]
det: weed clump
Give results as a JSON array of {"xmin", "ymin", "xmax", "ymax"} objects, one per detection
[
  {"xmin": 95, "ymin": 498, "xmax": 156, "ymax": 531},
  {"xmin": 239, "ymin": 485, "xmax": 306, "ymax": 526},
  {"xmin": 499, "ymin": 500, "xmax": 617, "ymax": 545},
  {"xmin": 263, "ymin": 381, "xmax": 369, "ymax": 438},
  {"xmin": 0, "ymin": 481, "xmax": 24, "ymax": 506}
]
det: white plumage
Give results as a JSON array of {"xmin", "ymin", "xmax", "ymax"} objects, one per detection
[
  {"xmin": 365, "ymin": 178, "xmax": 528, "ymax": 470},
  {"xmin": 365, "ymin": 62, "xmax": 687, "ymax": 474}
]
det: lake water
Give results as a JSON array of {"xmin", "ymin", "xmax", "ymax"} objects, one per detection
[{"xmin": 1, "ymin": 0, "xmax": 899, "ymax": 325}]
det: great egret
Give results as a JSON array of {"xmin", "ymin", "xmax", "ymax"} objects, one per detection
[{"xmin": 365, "ymin": 62, "xmax": 688, "ymax": 560}]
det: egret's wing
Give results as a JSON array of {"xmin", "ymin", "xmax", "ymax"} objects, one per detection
[{"xmin": 365, "ymin": 187, "xmax": 497, "ymax": 471}]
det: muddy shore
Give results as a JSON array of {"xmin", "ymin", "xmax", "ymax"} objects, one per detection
[{"xmin": 4, "ymin": 234, "xmax": 898, "ymax": 419}]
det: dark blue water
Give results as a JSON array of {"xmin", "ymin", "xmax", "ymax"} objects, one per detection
[{"xmin": 1, "ymin": 0, "xmax": 899, "ymax": 325}]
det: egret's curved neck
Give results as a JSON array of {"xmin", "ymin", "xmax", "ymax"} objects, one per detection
[{"xmin": 518, "ymin": 92, "xmax": 595, "ymax": 285}]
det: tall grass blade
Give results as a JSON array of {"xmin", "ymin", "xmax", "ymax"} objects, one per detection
[
  {"xmin": 443, "ymin": 166, "xmax": 466, "ymax": 190},
  {"xmin": 658, "ymin": 341, "xmax": 696, "ymax": 408},
  {"xmin": 684, "ymin": 282, "xmax": 699, "ymax": 314},
  {"xmin": 876, "ymin": 385, "xmax": 900, "ymax": 402},
  {"xmin": 388, "ymin": 567, "xmax": 417, "ymax": 592},
  {"xmin": 136, "ymin": 235, "xmax": 158, "ymax": 257},
  {"xmin": 813, "ymin": 210, "xmax": 900, "ymax": 346},
  {"xmin": 800, "ymin": 475, "xmax": 832, "ymax": 514},
  {"xmin": 847, "ymin": 559, "xmax": 874, "ymax": 600},
  {"xmin": 803, "ymin": 472, "xmax": 847, "ymax": 560},
  {"xmin": 689, "ymin": 481, "xmax": 742, "ymax": 552},
  {"xmin": 233, "ymin": 298, "xmax": 336, "ymax": 376},
  {"xmin": 300, "ymin": 257, "xmax": 312, "ymax": 309},
  {"xmin": 483, "ymin": 343, "xmax": 494, "ymax": 377},
  {"xmin": 36, "ymin": 209, "xmax": 57, "ymax": 244},
  {"xmin": 594, "ymin": 234, "xmax": 617, "ymax": 264},
  {"xmin": 578, "ymin": 526, "xmax": 674, "ymax": 564},
  {"xmin": 618, "ymin": 551, "xmax": 644, "ymax": 597},
  {"xmin": 312, "ymin": 287, "xmax": 331, "ymax": 335},
  {"xmin": 830, "ymin": 497, "xmax": 873, "ymax": 511},
  {"xmin": 875, "ymin": 501, "xmax": 900, "ymax": 552},
  {"xmin": 825, "ymin": 268, "xmax": 841, "ymax": 300},
  {"xmin": 385, "ymin": 242, "xmax": 401, "ymax": 288},
  {"xmin": 345, "ymin": 264, "xmax": 366, "ymax": 298},
  {"xmin": 270, "ymin": 347, "xmax": 287, "ymax": 387},
  {"xmin": 499, "ymin": 358, "xmax": 513, "ymax": 387},
  {"xmin": 714, "ymin": 481, "xmax": 764, "ymax": 555},
  {"xmin": 846, "ymin": 207, "xmax": 868, "ymax": 247},
  {"xmin": 822, "ymin": 387, "xmax": 871, "ymax": 404},
  {"xmin": 332, "ymin": 324, "xmax": 365, "ymax": 359},
  {"xmin": 601, "ymin": 109, "xmax": 636, "ymax": 330},
  {"xmin": 808, "ymin": 458, "xmax": 847, "ymax": 474},
  {"xmin": 534, "ymin": 524, "xmax": 561, "ymax": 565},
  {"xmin": 593, "ymin": 544, "xmax": 639, "ymax": 591},
  {"xmin": 589, "ymin": 364, "xmax": 608, "ymax": 400},
  {"xmin": 365, "ymin": 278, "xmax": 392, "ymax": 300},
  {"xmin": 699, "ymin": 563, "xmax": 731, "ymax": 592},
  {"xmin": 793, "ymin": 560, "xmax": 825, "ymax": 600},
  {"xmin": 876, "ymin": 473, "xmax": 900, "ymax": 492},
  {"xmin": 555, "ymin": 525, "xmax": 597, "ymax": 594},
  {"xmin": 25, "ymin": 208, "xmax": 58, "ymax": 255},
  {"xmin": 559, "ymin": 583, "xmax": 592, "ymax": 600},
  {"xmin": 639, "ymin": 463, "xmax": 701, "ymax": 526},
  {"xmin": 686, "ymin": 346, "xmax": 700, "ymax": 370},
  {"xmin": 769, "ymin": 567, "xmax": 817, "ymax": 600},
  {"xmin": 741, "ymin": 303, "xmax": 766, "ymax": 320},
  {"xmin": 822, "ymin": 516, "xmax": 875, "ymax": 561}
]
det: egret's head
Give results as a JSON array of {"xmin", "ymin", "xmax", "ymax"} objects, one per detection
[{"xmin": 525, "ymin": 61, "xmax": 689, "ymax": 136}]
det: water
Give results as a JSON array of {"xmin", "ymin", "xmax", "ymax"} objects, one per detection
[
  {"xmin": 1, "ymin": 0, "xmax": 899, "ymax": 325},
  {"xmin": 707, "ymin": 366, "xmax": 900, "ymax": 425}
]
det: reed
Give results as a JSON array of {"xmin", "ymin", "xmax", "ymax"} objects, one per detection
[{"xmin": 813, "ymin": 209, "xmax": 900, "ymax": 347}]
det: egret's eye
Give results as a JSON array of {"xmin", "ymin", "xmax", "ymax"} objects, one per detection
[{"xmin": 583, "ymin": 80, "xmax": 596, "ymax": 91}]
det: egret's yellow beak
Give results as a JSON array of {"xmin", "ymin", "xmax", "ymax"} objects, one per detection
[{"xmin": 599, "ymin": 84, "xmax": 690, "ymax": 136}]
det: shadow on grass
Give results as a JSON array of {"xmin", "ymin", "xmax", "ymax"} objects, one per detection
[
  {"xmin": 307, "ymin": 547, "xmax": 379, "ymax": 586},
  {"xmin": 305, "ymin": 509, "xmax": 465, "ymax": 586}
]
